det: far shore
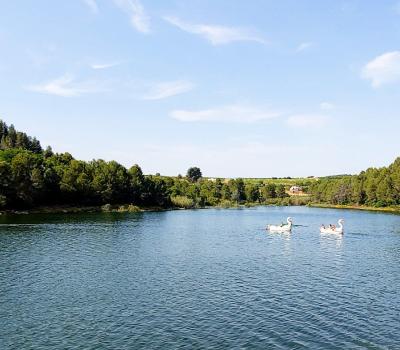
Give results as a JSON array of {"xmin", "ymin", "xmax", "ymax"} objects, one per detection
[
  {"xmin": 309, "ymin": 203, "xmax": 400, "ymax": 215},
  {"xmin": 1, "ymin": 202, "xmax": 400, "ymax": 216}
]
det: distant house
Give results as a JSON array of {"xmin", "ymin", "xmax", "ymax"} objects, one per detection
[{"xmin": 289, "ymin": 186, "xmax": 302, "ymax": 194}]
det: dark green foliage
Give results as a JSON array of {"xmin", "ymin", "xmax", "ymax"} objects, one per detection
[
  {"xmin": 262, "ymin": 183, "xmax": 276, "ymax": 200},
  {"xmin": 309, "ymin": 159, "xmax": 400, "ymax": 207},
  {"xmin": 276, "ymin": 184, "xmax": 288, "ymax": 198},
  {"xmin": 186, "ymin": 167, "xmax": 202, "ymax": 182},
  {"xmin": 245, "ymin": 183, "xmax": 261, "ymax": 203},
  {"xmin": 0, "ymin": 119, "xmax": 399, "ymax": 211},
  {"xmin": 0, "ymin": 120, "xmax": 42, "ymax": 153},
  {"xmin": 129, "ymin": 164, "xmax": 146, "ymax": 204},
  {"xmin": 0, "ymin": 121, "xmax": 172, "ymax": 209}
]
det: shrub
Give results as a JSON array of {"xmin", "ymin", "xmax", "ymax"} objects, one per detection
[
  {"xmin": 171, "ymin": 195, "xmax": 195, "ymax": 209},
  {"xmin": 101, "ymin": 203, "xmax": 112, "ymax": 212},
  {"xmin": 126, "ymin": 204, "xmax": 141, "ymax": 212},
  {"xmin": 289, "ymin": 196, "xmax": 311, "ymax": 206},
  {"xmin": 0, "ymin": 195, "xmax": 6, "ymax": 208}
]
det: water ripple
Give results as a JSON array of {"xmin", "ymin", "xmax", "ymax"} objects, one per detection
[{"xmin": 1, "ymin": 207, "xmax": 400, "ymax": 349}]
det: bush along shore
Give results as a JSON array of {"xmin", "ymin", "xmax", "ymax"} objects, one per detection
[
  {"xmin": 0, "ymin": 119, "xmax": 399, "ymax": 215},
  {"xmin": 0, "ymin": 198, "xmax": 312, "ymax": 215}
]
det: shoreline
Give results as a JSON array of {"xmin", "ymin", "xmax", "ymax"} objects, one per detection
[
  {"xmin": 0, "ymin": 205, "xmax": 170, "ymax": 216},
  {"xmin": 1, "ymin": 202, "xmax": 400, "ymax": 216},
  {"xmin": 308, "ymin": 203, "xmax": 400, "ymax": 215}
]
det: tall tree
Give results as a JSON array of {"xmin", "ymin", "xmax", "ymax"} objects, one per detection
[{"xmin": 186, "ymin": 167, "xmax": 202, "ymax": 182}]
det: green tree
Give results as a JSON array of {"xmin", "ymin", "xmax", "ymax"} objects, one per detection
[
  {"xmin": 262, "ymin": 183, "xmax": 276, "ymax": 200},
  {"xmin": 245, "ymin": 183, "xmax": 260, "ymax": 203},
  {"xmin": 276, "ymin": 184, "xmax": 287, "ymax": 198},
  {"xmin": 90, "ymin": 160, "xmax": 130, "ymax": 204},
  {"xmin": 129, "ymin": 164, "xmax": 145, "ymax": 204},
  {"xmin": 10, "ymin": 151, "xmax": 40, "ymax": 206},
  {"xmin": 186, "ymin": 167, "xmax": 202, "ymax": 182},
  {"xmin": 0, "ymin": 160, "xmax": 12, "ymax": 207}
]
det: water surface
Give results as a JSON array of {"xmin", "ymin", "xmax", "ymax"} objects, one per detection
[{"xmin": 1, "ymin": 207, "xmax": 400, "ymax": 349}]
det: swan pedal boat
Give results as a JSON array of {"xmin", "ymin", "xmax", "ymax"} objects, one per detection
[
  {"xmin": 267, "ymin": 217, "xmax": 293, "ymax": 232},
  {"xmin": 320, "ymin": 219, "xmax": 344, "ymax": 234}
]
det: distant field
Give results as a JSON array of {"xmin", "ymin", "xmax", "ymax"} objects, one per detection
[
  {"xmin": 201, "ymin": 177, "xmax": 319, "ymax": 187},
  {"xmin": 240, "ymin": 177, "xmax": 317, "ymax": 186},
  {"xmin": 157, "ymin": 175, "xmax": 346, "ymax": 187}
]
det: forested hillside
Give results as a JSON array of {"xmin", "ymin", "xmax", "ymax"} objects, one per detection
[
  {"xmin": 309, "ymin": 160, "xmax": 400, "ymax": 207},
  {"xmin": 0, "ymin": 120, "xmax": 42, "ymax": 153},
  {"xmin": 0, "ymin": 119, "xmax": 399, "ymax": 211}
]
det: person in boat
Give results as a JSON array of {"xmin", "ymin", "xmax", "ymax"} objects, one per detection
[{"xmin": 321, "ymin": 224, "xmax": 325, "ymax": 229}]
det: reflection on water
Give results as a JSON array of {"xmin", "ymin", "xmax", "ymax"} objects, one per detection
[
  {"xmin": 1, "ymin": 206, "xmax": 400, "ymax": 349},
  {"xmin": 320, "ymin": 231, "xmax": 344, "ymax": 249}
]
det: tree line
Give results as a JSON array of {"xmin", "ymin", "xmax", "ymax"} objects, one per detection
[
  {"xmin": 0, "ymin": 121, "xmax": 292, "ymax": 210},
  {"xmin": 309, "ymin": 159, "xmax": 400, "ymax": 207},
  {"xmin": 0, "ymin": 119, "xmax": 399, "ymax": 210},
  {"xmin": 0, "ymin": 120, "xmax": 42, "ymax": 153}
]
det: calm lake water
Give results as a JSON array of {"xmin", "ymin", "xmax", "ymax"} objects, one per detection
[{"xmin": 1, "ymin": 206, "xmax": 400, "ymax": 349}]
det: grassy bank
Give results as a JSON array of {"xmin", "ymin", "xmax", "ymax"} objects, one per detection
[
  {"xmin": 0, "ymin": 204, "xmax": 170, "ymax": 215},
  {"xmin": 0, "ymin": 196, "xmax": 313, "ymax": 216},
  {"xmin": 309, "ymin": 203, "xmax": 400, "ymax": 214},
  {"xmin": 2, "ymin": 199, "xmax": 399, "ymax": 216}
]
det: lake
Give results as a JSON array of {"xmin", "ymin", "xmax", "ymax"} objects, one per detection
[{"xmin": 1, "ymin": 206, "xmax": 400, "ymax": 349}]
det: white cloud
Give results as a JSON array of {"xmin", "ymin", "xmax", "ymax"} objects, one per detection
[
  {"xmin": 163, "ymin": 16, "xmax": 266, "ymax": 46},
  {"xmin": 26, "ymin": 74, "xmax": 105, "ymax": 97},
  {"xmin": 296, "ymin": 42, "xmax": 313, "ymax": 52},
  {"xmin": 83, "ymin": 0, "xmax": 99, "ymax": 14},
  {"xmin": 142, "ymin": 80, "xmax": 195, "ymax": 100},
  {"xmin": 113, "ymin": 0, "xmax": 150, "ymax": 33},
  {"xmin": 286, "ymin": 114, "xmax": 329, "ymax": 128},
  {"xmin": 170, "ymin": 105, "xmax": 281, "ymax": 123},
  {"xmin": 320, "ymin": 102, "xmax": 335, "ymax": 110},
  {"xmin": 91, "ymin": 61, "xmax": 121, "ymax": 70},
  {"xmin": 361, "ymin": 51, "xmax": 400, "ymax": 87}
]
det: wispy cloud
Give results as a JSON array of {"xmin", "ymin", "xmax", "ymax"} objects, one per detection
[
  {"xmin": 362, "ymin": 51, "xmax": 400, "ymax": 88},
  {"xmin": 142, "ymin": 80, "xmax": 195, "ymax": 100},
  {"xmin": 286, "ymin": 114, "xmax": 329, "ymax": 128},
  {"xmin": 170, "ymin": 104, "xmax": 281, "ymax": 123},
  {"xmin": 83, "ymin": 0, "xmax": 99, "ymax": 14},
  {"xmin": 163, "ymin": 16, "xmax": 266, "ymax": 46},
  {"xmin": 26, "ymin": 74, "xmax": 105, "ymax": 97},
  {"xmin": 113, "ymin": 0, "xmax": 150, "ymax": 33},
  {"xmin": 91, "ymin": 61, "xmax": 121, "ymax": 70},
  {"xmin": 296, "ymin": 41, "xmax": 313, "ymax": 52},
  {"xmin": 320, "ymin": 102, "xmax": 335, "ymax": 110}
]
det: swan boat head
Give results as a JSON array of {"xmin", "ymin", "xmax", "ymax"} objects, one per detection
[
  {"xmin": 267, "ymin": 217, "xmax": 293, "ymax": 232},
  {"xmin": 320, "ymin": 219, "xmax": 344, "ymax": 234}
]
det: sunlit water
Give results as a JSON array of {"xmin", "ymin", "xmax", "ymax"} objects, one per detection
[{"xmin": 1, "ymin": 207, "xmax": 400, "ymax": 349}]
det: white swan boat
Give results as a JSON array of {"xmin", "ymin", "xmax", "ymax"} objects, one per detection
[
  {"xmin": 267, "ymin": 217, "xmax": 293, "ymax": 232},
  {"xmin": 320, "ymin": 219, "xmax": 344, "ymax": 234}
]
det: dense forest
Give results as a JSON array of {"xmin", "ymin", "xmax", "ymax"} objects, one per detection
[
  {"xmin": 0, "ymin": 120, "xmax": 297, "ymax": 211},
  {"xmin": 309, "ymin": 161, "xmax": 400, "ymax": 207},
  {"xmin": 0, "ymin": 120, "xmax": 399, "ymax": 212}
]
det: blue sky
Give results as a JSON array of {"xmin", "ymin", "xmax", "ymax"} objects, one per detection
[{"xmin": 1, "ymin": 0, "xmax": 400, "ymax": 177}]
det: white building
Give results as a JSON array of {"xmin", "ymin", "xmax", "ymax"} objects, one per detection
[{"xmin": 289, "ymin": 186, "xmax": 302, "ymax": 194}]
